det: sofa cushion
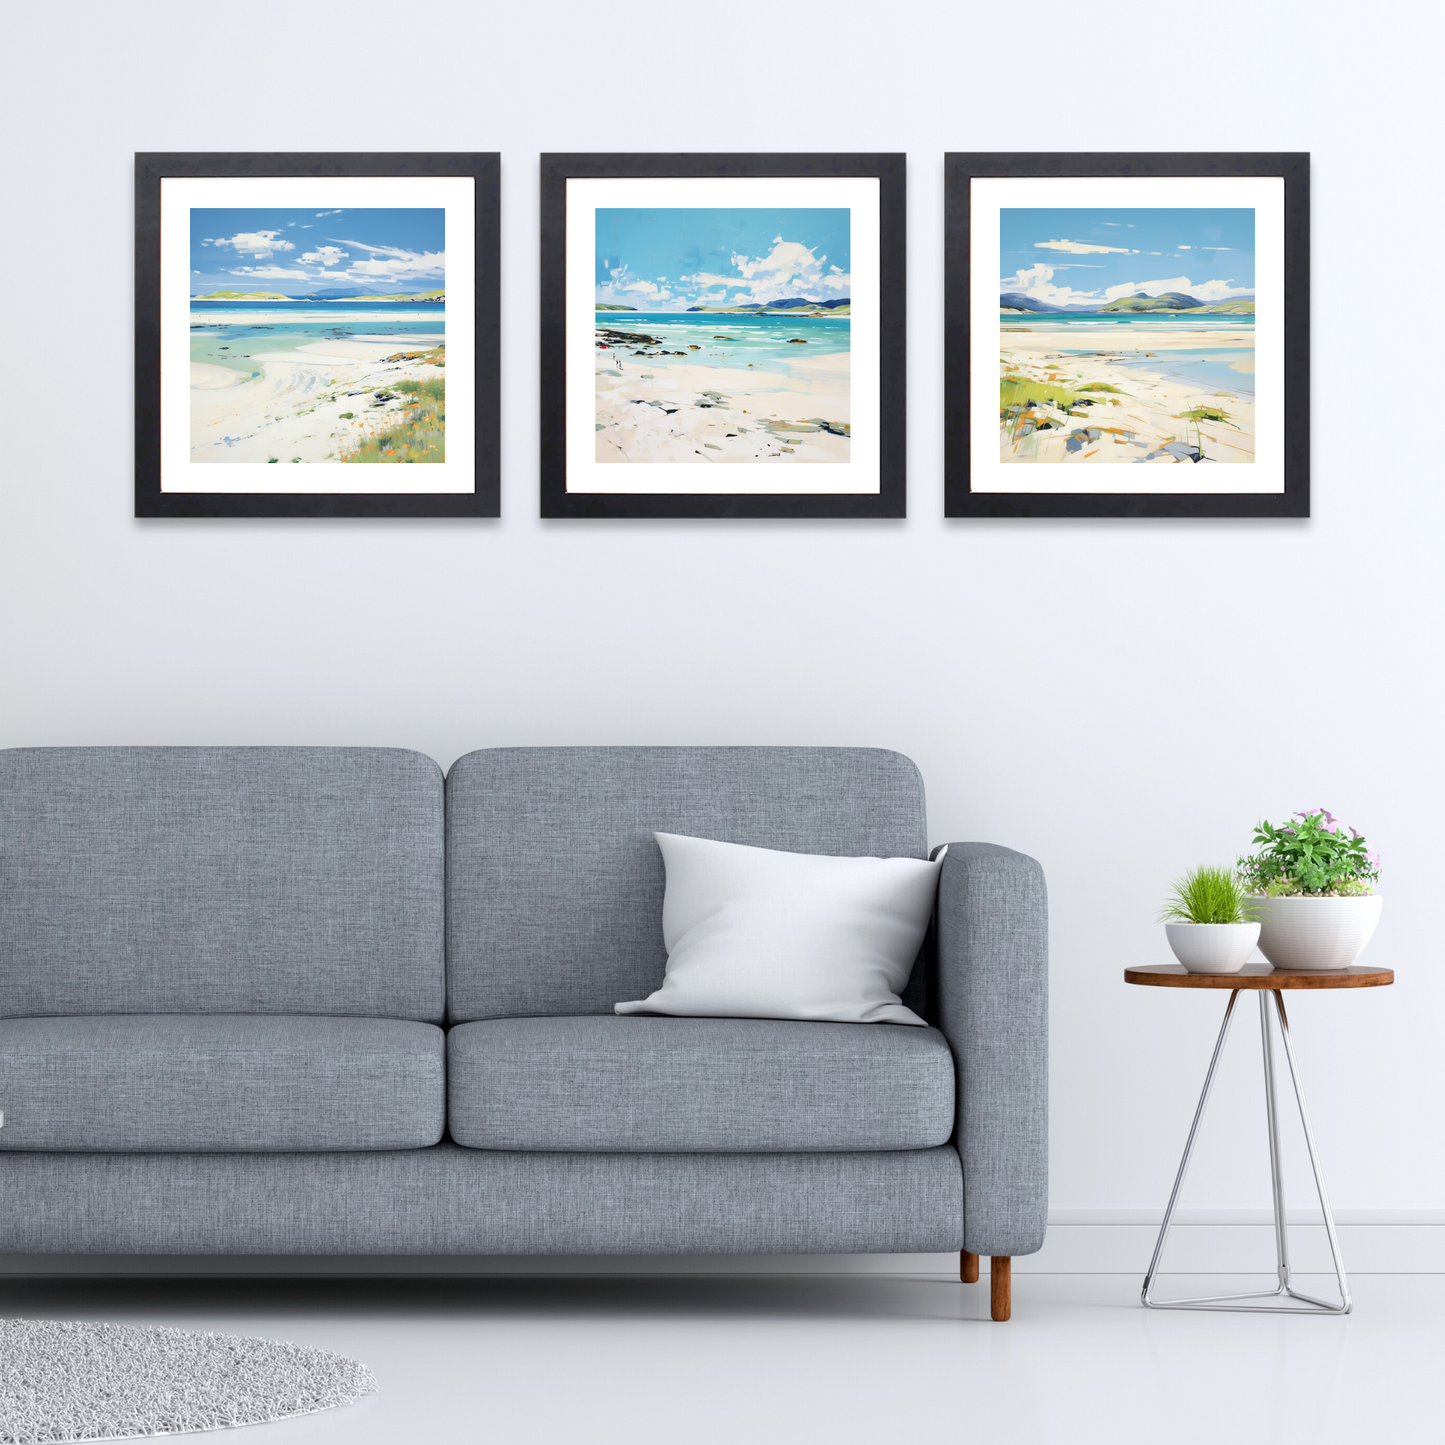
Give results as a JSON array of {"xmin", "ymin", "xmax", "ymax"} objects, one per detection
[
  {"xmin": 616, "ymin": 832, "xmax": 941, "ymax": 1026},
  {"xmin": 0, "ymin": 747, "xmax": 444, "ymax": 1021},
  {"xmin": 445, "ymin": 747, "xmax": 929, "ymax": 1022},
  {"xmin": 0, "ymin": 1016, "xmax": 445, "ymax": 1151},
  {"xmin": 446, "ymin": 1015, "xmax": 955, "ymax": 1151}
]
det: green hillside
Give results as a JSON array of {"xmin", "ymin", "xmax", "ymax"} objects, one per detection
[
  {"xmin": 1097, "ymin": 291, "xmax": 1203, "ymax": 312},
  {"xmin": 686, "ymin": 304, "xmax": 850, "ymax": 317},
  {"xmin": 369, "ymin": 289, "xmax": 445, "ymax": 302},
  {"xmin": 194, "ymin": 290, "xmax": 292, "ymax": 300},
  {"xmin": 1181, "ymin": 300, "xmax": 1256, "ymax": 314},
  {"xmin": 596, "ymin": 303, "xmax": 637, "ymax": 311}
]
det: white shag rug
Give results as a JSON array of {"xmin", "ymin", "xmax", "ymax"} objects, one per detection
[{"xmin": 0, "ymin": 1318, "xmax": 377, "ymax": 1443}]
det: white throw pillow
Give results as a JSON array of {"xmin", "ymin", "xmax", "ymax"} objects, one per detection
[{"xmin": 614, "ymin": 833, "xmax": 944, "ymax": 1026}]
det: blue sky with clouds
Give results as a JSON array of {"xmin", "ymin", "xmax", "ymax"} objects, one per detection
[
  {"xmin": 596, "ymin": 208, "xmax": 850, "ymax": 310},
  {"xmin": 191, "ymin": 208, "xmax": 444, "ymax": 295},
  {"xmin": 1000, "ymin": 208, "xmax": 1255, "ymax": 308}
]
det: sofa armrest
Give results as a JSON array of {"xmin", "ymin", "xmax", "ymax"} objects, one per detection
[{"xmin": 933, "ymin": 841, "xmax": 1048, "ymax": 1257}]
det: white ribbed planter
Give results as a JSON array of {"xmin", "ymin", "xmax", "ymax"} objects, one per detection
[
  {"xmin": 1249, "ymin": 893, "xmax": 1383, "ymax": 971},
  {"xmin": 1164, "ymin": 921, "xmax": 1261, "ymax": 974}
]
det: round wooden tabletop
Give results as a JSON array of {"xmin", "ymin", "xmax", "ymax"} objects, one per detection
[{"xmin": 1125, "ymin": 963, "xmax": 1393, "ymax": 990}]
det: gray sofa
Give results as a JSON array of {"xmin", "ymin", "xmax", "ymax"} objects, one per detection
[{"xmin": 0, "ymin": 746, "xmax": 1047, "ymax": 1319}]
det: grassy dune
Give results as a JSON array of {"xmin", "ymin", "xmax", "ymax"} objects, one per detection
[
  {"xmin": 341, "ymin": 378, "xmax": 444, "ymax": 463},
  {"xmin": 340, "ymin": 346, "xmax": 444, "ymax": 464}
]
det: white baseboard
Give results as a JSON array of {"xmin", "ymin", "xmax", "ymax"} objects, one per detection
[
  {"xmin": 1021, "ymin": 1220, "xmax": 1445, "ymax": 1274},
  {"xmin": 1, "ymin": 1215, "xmax": 1440, "ymax": 1278}
]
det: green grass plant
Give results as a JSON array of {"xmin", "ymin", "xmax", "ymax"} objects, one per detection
[
  {"xmin": 1158, "ymin": 865, "xmax": 1258, "ymax": 925},
  {"xmin": 1000, "ymin": 374, "xmax": 1087, "ymax": 413},
  {"xmin": 1175, "ymin": 405, "xmax": 1236, "ymax": 426},
  {"xmin": 341, "ymin": 377, "xmax": 444, "ymax": 464}
]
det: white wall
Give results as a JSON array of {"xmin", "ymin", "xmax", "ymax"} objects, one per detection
[{"xmin": 3, "ymin": 0, "xmax": 1440, "ymax": 1263}]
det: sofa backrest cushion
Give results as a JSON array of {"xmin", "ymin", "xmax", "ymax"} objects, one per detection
[
  {"xmin": 445, "ymin": 747, "xmax": 928, "ymax": 1022},
  {"xmin": 0, "ymin": 747, "xmax": 444, "ymax": 1021}
]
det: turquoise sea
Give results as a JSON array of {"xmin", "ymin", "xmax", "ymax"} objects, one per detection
[
  {"xmin": 1000, "ymin": 311, "xmax": 1253, "ymax": 333},
  {"xmin": 1002, "ymin": 311, "xmax": 1255, "ymax": 396},
  {"xmin": 596, "ymin": 310, "xmax": 849, "ymax": 374},
  {"xmin": 190, "ymin": 301, "xmax": 444, "ymax": 378}
]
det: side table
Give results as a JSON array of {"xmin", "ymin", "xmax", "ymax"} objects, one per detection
[{"xmin": 1124, "ymin": 962, "xmax": 1393, "ymax": 1314}]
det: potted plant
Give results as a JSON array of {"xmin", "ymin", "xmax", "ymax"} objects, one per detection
[
  {"xmin": 1159, "ymin": 865, "xmax": 1261, "ymax": 974},
  {"xmin": 1237, "ymin": 808, "xmax": 1382, "ymax": 971}
]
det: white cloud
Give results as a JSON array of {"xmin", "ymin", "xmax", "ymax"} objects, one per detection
[
  {"xmin": 684, "ymin": 271, "xmax": 750, "ymax": 289},
  {"xmin": 1034, "ymin": 238, "xmax": 1136, "ymax": 255},
  {"xmin": 605, "ymin": 236, "xmax": 850, "ymax": 309},
  {"xmin": 595, "ymin": 262, "xmax": 673, "ymax": 306},
  {"xmin": 315, "ymin": 210, "xmax": 344, "ymax": 218},
  {"xmin": 228, "ymin": 265, "xmax": 311, "ymax": 280},
  {"xmin": 300, "ymin": 245, "xmax": 349, "ymax": 268},
  {"xmin": 321, "ymin": 237, "xmax": 444, "ymax": 285},
  {"xmin": 1000, "ymin": 263, "xmax": 1102, "ymax": 309},
  {"xmin": 211, "ymin": 230, "xmax": 295, "ymax": 259},
  {"xmin": 1199, "ymin": 246, "xmax": 1235, "ymax": 251},
  {"xmin": 1102, "ymin": 275, "xmax": 1253, "ymax": 303},
  {"xmin": 718, "ymin": 238, "xmax": 851, "ymax": 305},
  {"xmin": 1178, "ymin": 244, "xmax": 1192, "ymax": 250}
]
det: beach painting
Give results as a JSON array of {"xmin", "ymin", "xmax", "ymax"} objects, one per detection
[
  {"xmin": 947, "ymin": 155, "xmax": 1307, "ymax": 516},
  {"xmin": 593, "ymin": 208, "xmax": 852, "ymax": 465},
  {"xmin": 138, "ymin": 155, "xmax": 498, "ymax": 517},
  {"xmin": 188, "ymin": 207, "xmax": 447, "ymax": 465},
  {"xmin": 543, "ymin": 156, "xmax": 904, "ymax": 518},
  {"xmin": 997, "ymin": 207, "xmax": 1256, "ymax": 467}
]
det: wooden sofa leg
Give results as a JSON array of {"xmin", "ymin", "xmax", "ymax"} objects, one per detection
[
  {"xmin": 960, "ymin": 1250, "xmax": 979, "ymax": 1283},
  {"xmin": 990, "ymin": 1257, "xmax": 1012, "ymax": 1321}
]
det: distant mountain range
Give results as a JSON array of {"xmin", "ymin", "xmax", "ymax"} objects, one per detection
[
  {"xmin": 192, "ymin": 286, "xmax": 444, "ymax": 302},
  {"xmin": 680, "ymin": 297, "xmax": 851, "ymax": 316},
  {"xmin": 298, "ymin": 285, "xmax": 445, "ymax": 301},
  {"xmin": 1001, "ymin": 289, "xmax": 1255, "ymax": 315},
  {"xmin": 999, "ymin": 293, "xmax": 1102, "ymax": 314},
  {"xmin": 592, "ymin": 297, "xmax": 850, "ymax": 316}
]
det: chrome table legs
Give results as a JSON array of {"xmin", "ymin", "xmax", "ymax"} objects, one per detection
[{"xmin": 1142, "ymin": 988, "xmax": 1352, "ymax": 1314}]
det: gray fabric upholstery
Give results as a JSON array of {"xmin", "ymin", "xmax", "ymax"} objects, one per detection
[
  {"xmin": 0, "ymin": 748, "xmax": 445, "ymax": 1021},
  {"xmin": 447, "ymin": 1015, "xmax": 954, "ymax": 1152},
  {"xmin": 934, "ymin": 842, "xmax": 1049, "ymax": 1257},
  {"xmin": 0, "ymin": 1145, "xmax": 962, "ymax": 1255},
  {"xmin": 445, "ymin": 747, "xmax": 928, "ymax": 1022},
  {"xmin": 0, "ymin": 1016, "xmax": 444, "ymax": 1152}
]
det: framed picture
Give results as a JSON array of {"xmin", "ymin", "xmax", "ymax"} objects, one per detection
[
  {"xmin": 136, "ymin": 152, "xmax": 499, "ymax": 518},
  {"xmin": 945, "ymin": 153, "xmax": 1309, "ymax": 518},
  {"xmin": 540, "ymin": 153, "xmax": 905, "ymax": 519}
]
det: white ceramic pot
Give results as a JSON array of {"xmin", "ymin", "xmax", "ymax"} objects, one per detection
[
  {"xmin": 1249, "ymin": 893, "xmax": 1384, "ymax": 971},
  {"xmin": 1165, "ymin": 921, "xmax": 1262, "ymax": 974}
]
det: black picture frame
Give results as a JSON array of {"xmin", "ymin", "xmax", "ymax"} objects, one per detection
[
  {"xmin": 944, "ymin": 152, "xmax": 1309, "ymax": 519},
  {"xmin": 540, "ymin": 153, "xmax": 906, "ymax": 519},
  {"xmin": 135, "ymin": 152, "xmax": 500, "ymax": 518}
]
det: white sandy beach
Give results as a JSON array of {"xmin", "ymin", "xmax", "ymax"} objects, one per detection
[
  {"xmin": 189, "ymin": 336, "xmax": 444, "ymax": 464},
  {"xmin": 999, "ymin": 323, "xmax": 1255, "ymax": 465},
  {"xmin": 595, "ymin": 351, "xmax": 850, "ymax": 464}
]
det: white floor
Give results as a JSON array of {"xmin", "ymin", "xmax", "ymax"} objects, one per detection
[{"xmin": 1, "ymin": 1271, "xmax": 1439, "ymax": 1444}]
